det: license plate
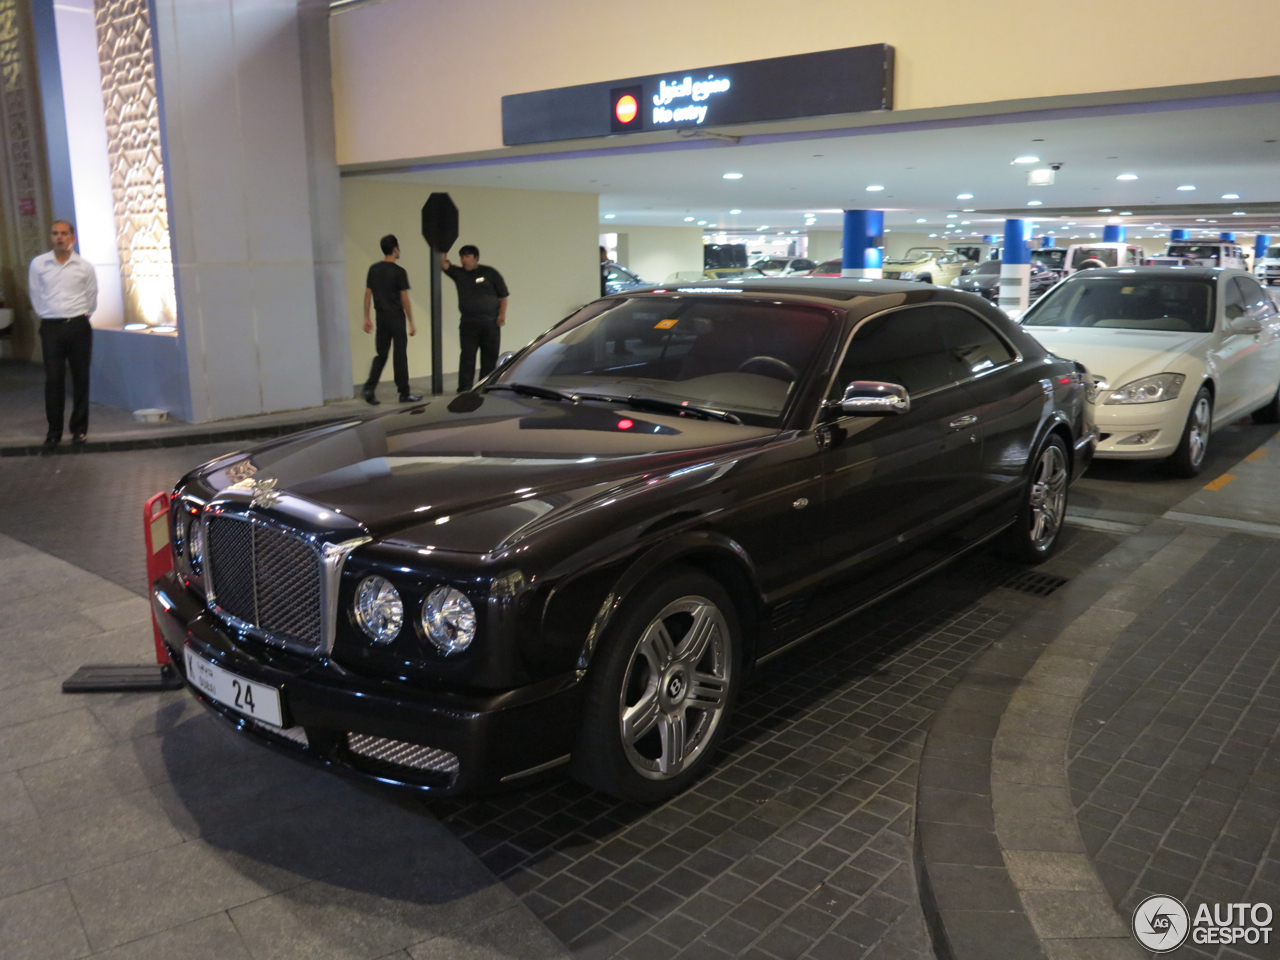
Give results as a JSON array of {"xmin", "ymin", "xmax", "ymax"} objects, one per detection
[{"xmin": 184, "ymin": 646, "xmax": 284, "ymax": 727}]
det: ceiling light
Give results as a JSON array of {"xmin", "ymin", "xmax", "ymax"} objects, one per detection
[
  {"xmin": 722, "ymin": 173, "xmax": 744, "ymax": 180},
  {"xmin": 1177, "ymin": 185, "xmax": 1196, "ymax": 191},
  {"xmin": 1233, "ymin": 211, "xmax": 1246, "ymax": 215},
  {"xmin": 758, "ymin": 225, "xmax": 769, "ymax": 230},
  {"xmin": 961, "ymin": 221, "xmax": 971, "ymax": 225},
  {"xmin": 791, "ymin": 230, "xmax": 799, "ymax": 234},
  {"xmin": 956, "ymin": 193, "xmax": 974, "ymax": 200},
  {"xmin": 1108, "ymin": 217, "xmax": 1123, "ymax": 223},
  {"xmin": 1012, "ymin": 156, "xmax": 1040, "ymax": 164},
  {"xmin": 1116, "ymin": 173, "xmax": 1139, "ymax": 180},
  {"xmin": 697, "ymin": 220, "xmax": 707, "ymax": 225},
  {"xmin": 946, "ymin": 214, "xmax": 958, "ymax": 219},
  {"xmin": 603, "ymin": 213, "xmax": 615, "ymax": 219},
  {"xmin": 1120, "ymin": 211, "xmax": 1132, "ymax": 216},
  {"xmin": 866, "ymin": 185, "xmax": 885, "ymax": 192},
  {"xmin": 729, "ymin": 209, "xmax": 742, "ymax": 214},
  {"xmin": 916, "ymin": 218, "xmax": 927, "ymax": 223},
  {"xmin": 1222, "ymin": 193, "xmax": 1240, "ymax": 199},
  {"xmin": 1098, "ymin": 208, "xmax": 1112, "ymax": 212},
  {"xmin": 683, "ymin": 216, "xmax": 695, "ymax": 221},
  {"xmin": 1027, "ymin": 200, "xmax": 1043, "ymax": 206},
  {"xmin": 1196, "ymin": 218, "xmax": 1207, "ymax": 221},
  {"xmin": 962, "ymin": 209, "xmax": 975, "ymax": 213}
]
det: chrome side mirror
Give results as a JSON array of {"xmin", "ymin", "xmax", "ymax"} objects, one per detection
[
  {"xmin": 833, "ymin": 381, "xmax": 910, "ymax": 416},
  {"xmin": 1229, "ymin": 316, "xmax": 1263, "ymax": 335}
]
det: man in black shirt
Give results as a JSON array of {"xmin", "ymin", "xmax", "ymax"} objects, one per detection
[
  {"xmin": 442, "ymin": 244, "xmax": 509, "ymax": 391},
  {"xmin": 361, "ymin": 234, "xmax": 421, "ymax": 404}
]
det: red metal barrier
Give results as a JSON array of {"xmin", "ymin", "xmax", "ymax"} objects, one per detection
[{"xmin": 143, "ymin": 491, "xmax": 173, "ymax": 665}]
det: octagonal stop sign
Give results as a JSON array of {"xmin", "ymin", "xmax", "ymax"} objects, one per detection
[{"xmin": 421, "ymin": 193, "xmax": 459, "ymax": 252}]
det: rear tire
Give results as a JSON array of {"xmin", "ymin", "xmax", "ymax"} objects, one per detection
[
  {"xmin": 1251, "ymin": 382, "xmax": 1280, "ymax": 424},
  {"xmin": 999, "ymin": 434, "xmax": 1070, "ymax": 563},
  {"xmin": 571, "ymin": 569, "xmax": 741, "ymax": 802},
  {"xmin": 1166, "ymin": 388, "xmax": 1213, "ymax": 478}
]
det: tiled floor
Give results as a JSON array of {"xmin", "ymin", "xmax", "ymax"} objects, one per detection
[{"xmin": 1068, "ymin": 533, "xmax": 1280, "ymax": 960}]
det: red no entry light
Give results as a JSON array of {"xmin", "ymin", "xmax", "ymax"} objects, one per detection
[{"xmin": 615, "ymin": 95, "xmax": 638, "ymax": 125}]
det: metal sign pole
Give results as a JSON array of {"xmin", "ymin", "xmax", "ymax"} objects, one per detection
[{"xmin": 430, "ymin": 249, "xmax": 443, "ymax": 396}]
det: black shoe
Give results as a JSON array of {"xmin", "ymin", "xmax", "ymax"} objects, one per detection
[
  {"xmin": 361, "ymin": 387, "xmax": 380, "ymax": 405},
  {"xmin": 399, "ymin": 393, "xmax": 423, "ymax": 403},
  {"xmin": 71, "ymin": 434, "xmax": 87, "ymax": 446},
  {"xmin": 42, "ymin": 435, "xmax": 60, "ymax": 453}
]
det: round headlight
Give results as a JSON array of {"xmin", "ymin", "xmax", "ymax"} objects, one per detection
[
  {"xmin": 353, "ymin": 575, "xmax": 403, "ymax": 644},
  {"xmin": 421, "ymin": 586, "xmax": 476, "ymax": 655},
  {"xmin": 187, "ymin": 516, "xmax": 205, "ymax": 574}
]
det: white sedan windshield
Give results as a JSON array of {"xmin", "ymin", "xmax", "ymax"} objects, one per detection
[{"xmin": 1022, "ymin": 278, "xmax": 1214, "ymax": 333}]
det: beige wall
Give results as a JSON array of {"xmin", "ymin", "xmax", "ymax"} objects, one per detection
[
  {"xmin": 343, "ymin": 179, "xmax": 599, "ymax": 385},
  {"xmin": 615, "ymin": 225, "xmax": 705, "ymax": 283},
  {"xmin": 330, "ymin": 0, "xmax": 1280, "ymax": 166}
]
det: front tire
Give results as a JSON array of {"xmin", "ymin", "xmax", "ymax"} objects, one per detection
[
  {"xmin": 1000, "ymin": 434, "xmax": 1069, "ymax": 563},
  {"xmin": 571, "ymin": 569, "xmax": 741, "ymax": 802},
  {"xmin": 1166, "ymin": 388, "xmax": 1213, "ymax": 477}
]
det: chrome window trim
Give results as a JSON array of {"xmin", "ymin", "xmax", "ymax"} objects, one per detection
[{"xmin": 203, "ymin": 507, "xmax": 369, "ymax": 657}]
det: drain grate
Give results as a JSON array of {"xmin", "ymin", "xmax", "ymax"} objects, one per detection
[{"xmin": 1001, "ymin": 570, "xmax": 1070, "ymax": 597}]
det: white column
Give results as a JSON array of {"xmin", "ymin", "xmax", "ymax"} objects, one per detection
[{"xmin": 998, "ymin": 263, "xmax": 1031, "ymax": 316}]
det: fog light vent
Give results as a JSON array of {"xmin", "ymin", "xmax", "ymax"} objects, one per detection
[
  {"xmin": 256, "ymin": 720, "xmax": 309, "ymax": 748},
  {"xmin": 347, "ymin": 734, "xmax": 459, "ymax": 776},
  {"xmin": 1002, "ymin": 571, "xmax": 1070, "ymax": 597}
]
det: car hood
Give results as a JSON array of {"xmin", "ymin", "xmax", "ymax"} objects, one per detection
[
  {"xmin": 1020, "ymin": 326, "xmax": 1210, "ymax": 385},
  {"xmin": 194, "ymin": 393, "xmax": 778, "ymax": 550}
]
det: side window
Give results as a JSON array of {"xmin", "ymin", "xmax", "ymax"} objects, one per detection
[
  {"xmin": 936, "ymin": 307, "xmax": 1015, "ymax": 379},
  {"xmin": 833, "ymin": 307, "xmax": 953, "ymax": 398},
  {"xmin": 1237, "ymin": 276, "xmax": 1276, "ymax": 318},
  {"xmin": 1223, "ymin": 278, "xmax": 1248, "ymax": 321}
]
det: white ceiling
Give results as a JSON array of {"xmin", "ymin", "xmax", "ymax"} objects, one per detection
[{"xmin": 362, "ymin": 98, "xmax": 1280, "ymax": 240}]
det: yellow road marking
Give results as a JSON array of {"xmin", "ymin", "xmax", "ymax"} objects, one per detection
[
  {"xmin": 1244, "ymin": 448, "xmax": 1269, "ymax": 462},
  {"xmin": 1203, "ymin": 473, "xmax": 1236, "ymax": 491}
]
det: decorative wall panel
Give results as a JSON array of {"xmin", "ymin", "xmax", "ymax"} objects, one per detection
[{"xmin": 94, "ymin": 0, "xmax": 174, "ymax": 328}]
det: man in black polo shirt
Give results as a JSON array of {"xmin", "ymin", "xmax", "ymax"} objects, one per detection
[
  {"xmin": 442, "ymin": 244, "xmax": 509, "ymax": 391},
  {"xmin": 361, "ymin": 234, "xmax": 421, "ymax": 404}
]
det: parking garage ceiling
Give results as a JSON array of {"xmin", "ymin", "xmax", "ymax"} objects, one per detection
[{"xmin": 361, "ymin": 95, "xmax": 1280, "ymax": 239}]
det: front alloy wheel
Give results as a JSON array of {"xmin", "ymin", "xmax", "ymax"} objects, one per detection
[
  {"xmin": 1001, "ymin": 434, "xmax": 1069, "ymax": 562},
  {"xmin": 1167, "ymin": 388, "xmax": 1213, "ymax": 478},
  {"xmin": 573, "ymin": 569, "xmax": 741, "ymax": 801}
]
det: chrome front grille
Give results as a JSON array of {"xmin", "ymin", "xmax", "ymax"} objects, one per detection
[{"xmin": 206, "ymin": 514, "xmax": 324, "ymax": 650}]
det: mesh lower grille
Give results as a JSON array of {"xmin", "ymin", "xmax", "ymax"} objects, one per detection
[
  {"xmin": 207, "ymin": 515, "xmax": 323, "ymax": 649},
  {"xmin": 347, "ymin": 733, "xmax": 460, "ymax": 776}
]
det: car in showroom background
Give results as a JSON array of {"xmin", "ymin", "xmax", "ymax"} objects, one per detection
[
  {"xmin": 1020, "ymin": 267, "xmax": 1280, "ymax": 476},
  {"xmin": 949, "ymin": 258, "xmax": 1059, "ymax": 304},
  {"xmin": 881, "ymin": 247, "xmax": 973, "ymax": 285},
  {"xmin": 156, "ymin": 279, "xmax": 1094, "ymax": 801}
]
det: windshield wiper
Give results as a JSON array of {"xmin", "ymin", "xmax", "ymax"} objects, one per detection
[
  {"xmin": 578, "ymin": 392, "xmax": 743, "ymax": 425},
  {"xmin": 485, "ymin": 382, "xmax": 579, "ymax": 402}
]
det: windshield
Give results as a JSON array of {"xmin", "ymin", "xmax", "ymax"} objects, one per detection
[
  {"xmin": 751, "ymin": 258, "xmax": 789, "ymax": 271},
  {"xmin": 974, "ymin": 261, "xmax": 1002, "ymax": 275},
  {"xmin": 1032, "ymin": 249, "xmax": 1065, "ymax": 270},
  {"xmin": 1268, "ymin": 246, "xmax": 1280, "ymax": 259},
  {"xmin": 1071, "ymin": 247, "xmax": 1119, "ymax": 268},
  {"xmin": 902, "ymin": 247, "xmax": 943, "ymax": 260},
  {"xmin": 1021, "ymin": 277, "xmax": 1214, "ymax": 332},
  {"xmin": 495, "ymin": 297, "xmax": 836, "ymax": 426},
  {"xmin": 1168, "ymin": 244, "xmax": 1224, "ymax": 259}
]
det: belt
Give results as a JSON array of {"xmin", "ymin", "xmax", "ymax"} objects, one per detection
[{"xmin": 40, "ymin": 314, "xmax": 88, "ymax": 323}]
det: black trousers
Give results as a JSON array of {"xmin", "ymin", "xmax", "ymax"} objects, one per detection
[
  {"xmin": 365, "ymin": 314, "xmax": 410, "ymax": 394},
  {"xmin": 40, "ymin": 316, "xmax": 92, "ymax": 440},
  {"xmin": 457, "ymin": 315, "xmax": 501, "ymax": 392}
]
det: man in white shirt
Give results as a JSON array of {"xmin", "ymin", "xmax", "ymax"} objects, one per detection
[{"xmin": 28, "ymin": 220, "xmax": 98, "ymax": 449}]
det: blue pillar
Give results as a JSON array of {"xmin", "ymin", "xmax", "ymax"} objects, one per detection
[
  {"xmin": 999, "ymin": 219, "xmax": 1030, "ymax": 315},
  {"xmin": 1219, "ymin": 232, "xmax": 1235, "ymax": 241},
  {"xmin": 841, "ymin": 210, "xmax": 884, "ymax": 278},
  {"xmin": 1170, "ymin": 229, "xmax": 1189, "ymax": 241},
  {"xmin": 1103, "ymin": 224, "xmax": 1126, "ymax": 243},
  {"xmin": 1041, "ymin": 236, "xmax": 1054, "ymax": 248},
  {"xmin": 1256, "ymin": 235, "xmax": 1271, "ymax": 258}
]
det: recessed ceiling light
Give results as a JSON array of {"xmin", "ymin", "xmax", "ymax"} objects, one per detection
[
  {"xmin": 722, "ymin": 173, "xmax": 743, "ymax": 179},
  {"xmin": 1013, "ymin": 156, "xmax": 1040, "ymax": 164},
  {"xmin": 916, "ymin": 218, "xmax": 927, "ymax": 223},
  {"xmin": 1222, "ymin": 193, "xmax": 1240, "ymax": 199},
  {"xmin": 1098, "ymin": 208, "xmax": 1113, "ymax": 212},
  {"xmin": 956, "ymin": 193, "xmax": 974, "ymax": 200},
  {"xmin": 683, "ymin": 216, "xmax": 695, "ymax": 221},
  {"xmin": 697, "ymin": 220, "xmax": 707, "ymax": 225},
  {"xmin": 962, "ymin": 209, "xmax": 975, "ymax": 213},
  {"xmin": 791, "ymin": 230, "xmax": 799, "ymax": 234},
  {"xmin": 758, "ymin": 225, "xmax": 769, "ymax": 230},
  {"xmin": 1233, "ymin": 211, "xmax": 1246, "ymax": 215},
  {"xmin": 961, "ymin": 221, "xmax": 971, "ymax": 225},
  {"xmin": 1027, "ymin": 200, "xmax": 1043, "ymax": 206},
  {"xmin": 603, "ymin": 214, "xmax": 615, "ymax": 219},
  {"xmin": 946, "ymin": 214, "xmax": 958, "ymax": 219},
  {"xmin": 729, "ymin": 209, "xmax": 742, "ymax": 214},
  {"xmin": 1116, "ymin": 173, "xmax": 1139, "ymax": 180},
  {"xmin": 1120, "ymin": 211, "xmax": 1132, "ymax": 216},
  {"xmin": 1177, "ymin": 185, "xmax": 1196, "ymax": 191},
  {"xmin": 866, "ymin": 185, "xmax": 885, "ymax": 192}
]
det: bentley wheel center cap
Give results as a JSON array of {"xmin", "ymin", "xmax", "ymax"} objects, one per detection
[{"xmin": 663, "ymin": 668, "xmax": 687, "ymax": 703}]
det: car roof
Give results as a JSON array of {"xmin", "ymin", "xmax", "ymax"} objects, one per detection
[{"xmin": 1062, "ymin": 266, "xmax": 1242, "ymax": 280}]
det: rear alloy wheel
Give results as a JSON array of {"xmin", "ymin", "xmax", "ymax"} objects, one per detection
[
  {"xmin": 1167, "ymin": 388, "xmax": 1213, "ymax": 477},
  {"xmin": 1251, "ymin": 381, "xmax": 1280, "ymax": 424},
  {"xmin": 1001, "ymin": 434, "xmax": 1069, "ymax": 562},
  {"xmin": 572, "ymin": 569, "xmax": 740, "ymax": 802}
]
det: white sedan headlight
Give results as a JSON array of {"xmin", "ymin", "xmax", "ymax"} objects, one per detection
[
  {"xmin": 1104, "ymin": 373, "xmax": 1186, "ymax": 405},
  {"xmin": 353, "ymin": 575, "xmax": 403, "ymax": 644},
  {"xmin": 897, "ymin": 270, "xmax": 916, "ymax": 280},
  {"xmin": 949, "ymin": 277, "xmax": 961, "ymax": 287},
  {"xmin": 422, "ymin": 586, "xmax": 476, "ymax": 655}
]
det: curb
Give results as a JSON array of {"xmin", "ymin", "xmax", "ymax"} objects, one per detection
[{"xmin": 914, "ymin": 522, "xmax": 1192, "ymax": 960}]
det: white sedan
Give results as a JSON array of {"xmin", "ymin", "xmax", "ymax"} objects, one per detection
[{"xmin": 1020, "ymin": 267, "xmax": 1280, "ymax": 476}]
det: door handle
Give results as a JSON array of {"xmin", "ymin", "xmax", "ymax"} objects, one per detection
[{"xmin": 949, "ymin": 415, "xmax": 979, "ymax": 429}]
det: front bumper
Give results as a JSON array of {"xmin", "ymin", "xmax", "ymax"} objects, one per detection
[
  {"xmin": 1090, "ymin": 398, "xmax": 1189, "ymax": 460},
  {"xmin": 152, "ymin": 574, "xmax": 583, "ymax": 795}
]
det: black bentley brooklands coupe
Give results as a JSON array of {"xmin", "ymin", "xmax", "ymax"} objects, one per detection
[{"xmin": 154, "ymin": 279, "xmax": 1095, "ymax": 801}]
